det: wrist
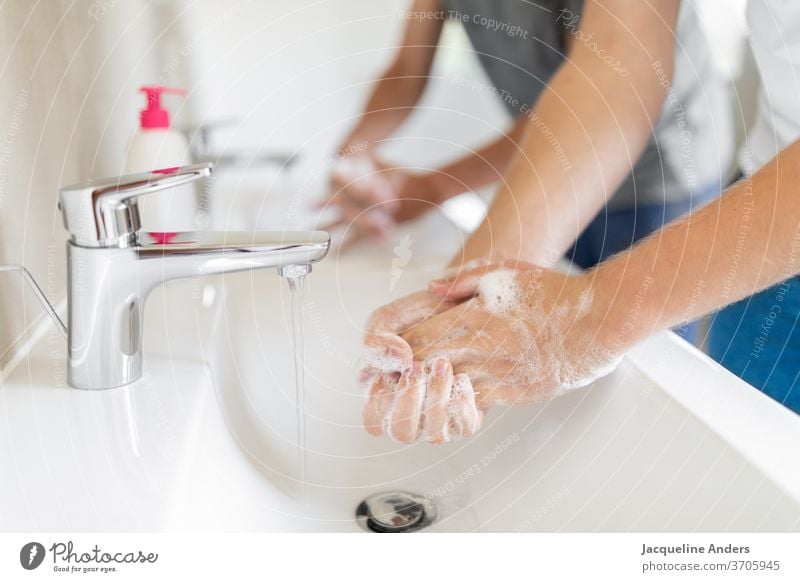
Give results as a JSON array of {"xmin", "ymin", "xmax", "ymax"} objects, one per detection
[
  {"xmin": 585, "ymin": 259, "xmax": 658, "ymax": 356},
  {"xmin": 417, "ymin": 171, "xmax": 464, "ymax": 204}
]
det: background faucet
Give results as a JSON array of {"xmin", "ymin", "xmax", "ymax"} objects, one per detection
[
  {"xmin": 177, "ymin": 119, "xmax": 298, "ymax": 169},
  {"xmin": 51, "ymin": 163, "xmax": 329, "ymax": 390}
]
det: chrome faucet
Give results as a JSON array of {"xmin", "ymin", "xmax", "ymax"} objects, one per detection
[{"xmin": 53, "ymin": 163, "xmax": 329, "ymax": 390}]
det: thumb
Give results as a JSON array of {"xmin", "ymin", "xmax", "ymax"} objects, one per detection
[{"xmin": 428, "ymin": 261, "xmax": 511, "ymax": 301}]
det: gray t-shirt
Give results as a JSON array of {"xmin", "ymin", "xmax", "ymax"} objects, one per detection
[{"xmin": 444, "ymin": 0, "xmax": 734, "ymax": 210}]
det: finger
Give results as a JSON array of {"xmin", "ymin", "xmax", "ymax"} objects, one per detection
[
  {"xmin": 401, "ymin": 303, "xmax": 475, "ymax": 360},
  {"xmin": 412, "ymin": 340, "xmax": 475, "ymax": 371},
  {"xmin": 387, "ymin": 363, "xmax": 427, "ymax": 443},
  {"xmin": 362, "ymin": 333, "xmax": 414, "ymax": 375},
  {"xmin": 324, "ymin": 178, "xmax": 365, "ymax": 210},
  {"xmin": 317, "ymin": 198, "xmax": 380, "ymax": 232},
  {"xmin": 360, "ymin": 172, "xmax": 398, "ymax": 208},
  {"xmin": 312, "ymin": 197, "xmax": 331, "ymax": 210},
  {"xmin": 473, "ymin": 382, "xmax": 539, "ymax": 408},
  {"xmin": 318, "ymin": 216, "xmax": 349, "ymax": 233},
  {"xmin": 362, "ymin": 292, "xmax": 460, "ymax": 379},
  {"xmin": 326, "ymin": 211, "xmax": 392, "ymax": 252},
  {"xmin": 448, "ymin": 374, "xmax": 482, "ymax": 438},
  {"xmin": 422, "ymin": 357, "xmax": 454, "ymax": 444},
  {"xmin": 428, "ymin": 260, "xmax": 519, "ymax": 300},
  {"xmin": 359, "ymin": 208, "xmax": 395, "ymax": 239},
  {"xmin": 365, "ymin": 291, "xmax": 457, "ymax": 337},
  {"xmin": 362, "ymin": 373, "xmax": 397, "ymax": 437},
  {"xmin": 350, "ymin": 170, "xmax": 398, "ymax": 210},
  {"xmin": 334, "ymin": 214, "xmax": 387, "ymax": 255},
  {"xmin": 358, "ymin": 362, "xmax": 401, "ymax": 389},
  {"xmin": 334, "ymin": 172, "xmax": 395, "ymax": 211},
  {"xmin": 340, "ymin": 204, "xmax": 395, "ymax": 241}
]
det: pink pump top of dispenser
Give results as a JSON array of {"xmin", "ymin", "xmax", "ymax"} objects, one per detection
[{"xmin": 138, "ymin": 86, "xmax": 186, "ymax": 129}]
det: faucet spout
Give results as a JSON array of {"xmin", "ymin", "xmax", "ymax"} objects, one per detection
[{"xmin": 135, "ymin": 230, "xmax": 330, "ymax": 278}]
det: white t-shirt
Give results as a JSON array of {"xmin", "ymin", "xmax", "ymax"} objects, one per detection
[{"xmin": 741, "ymin": 0, "xmax": 800, "ymax": 174}]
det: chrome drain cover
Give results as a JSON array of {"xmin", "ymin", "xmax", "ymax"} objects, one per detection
[{"xmin": 356, "ymin": 491, "xmax": 437, "ymax": 533}]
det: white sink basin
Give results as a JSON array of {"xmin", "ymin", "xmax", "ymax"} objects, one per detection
[{"xmin": 3, "ymin": 217, "xmax": 800, "ymax": 532}]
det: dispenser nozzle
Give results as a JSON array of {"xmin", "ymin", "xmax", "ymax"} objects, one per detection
[{"xmin": 138, "ymin": 85, "xmax": 187, "ymax": 129}]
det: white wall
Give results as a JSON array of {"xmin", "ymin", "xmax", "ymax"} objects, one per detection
[{"xmin": 162, "ymin": 0, "xmax": 508, "ymax": 164}]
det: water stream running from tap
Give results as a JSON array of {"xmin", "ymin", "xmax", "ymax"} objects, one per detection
[{"xmin": 286, "ymin": 273, "xmax": 308, "ymax": 501}]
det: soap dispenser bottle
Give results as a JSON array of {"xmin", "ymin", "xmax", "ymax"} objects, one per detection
[{"xmin": 124, "ymin": 86, "xmax": 196, "ymax": 231}]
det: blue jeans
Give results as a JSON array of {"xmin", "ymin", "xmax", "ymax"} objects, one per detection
[
  {"xmin": 708, "ymin": 279, "xmax": 800, "ymax": 414},
  {"xmin": 566, "ymin": 194, "xmax": 716, "ymax": 345}
]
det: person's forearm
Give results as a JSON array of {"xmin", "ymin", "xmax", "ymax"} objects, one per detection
[
  {"xmin": 454, "ymin": 0, "xmax": 680, "ymax": 267},
  {"xmin": 339, "ymin": 0, "xmax": 444, "ymax": 154},
  {"xmin": 594, "ymin": 139, "xmax": 800, "ymax": 351},
  {"xmin": 339, "ymin": 70, "xmax": 429, "ymax": 153},
  {"xmin": 425, "ymin": 116, "xmax": 528, "ymax": 201}
]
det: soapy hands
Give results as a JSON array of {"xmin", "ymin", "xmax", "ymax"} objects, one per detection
[
  {"xmin": 359, "ymin": 262, "xmax": 624, "ymax": 444},
  {"xmin": 323, "ymin": 155, "xmax": 436, "ymax": 242},
  {"xmin": 359, "ymin": 290, "xmax": 473, "ymax": 444}
]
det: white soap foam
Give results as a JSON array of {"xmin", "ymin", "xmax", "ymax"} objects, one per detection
[
  {"xmin": 478, "ymin": 269, "xmax": 520, "ymax": 313},
  {"xmin": 475, "ymin": 276, "xmax": 621, "ymax": 401},
  {"xmin": 554, "ymin": 354, "xmax": 623, "ymax": 395},
  {"xmin": 446, "ymin": 374, "xmax": 480, "ymax": 438},
  {"xmin": 421, "ymin": 362, "xmax": 453, "ymax": 443},
  {"xmin": 548, "ymin": 321, "xmax": 619, "ymax": 394},
  {"xmin": 411, "ymin": 371, "xmax": 428, "ymax": 442},
  {"xmin": 382, "ymin": 407, "xmax": 396, "ymax": 441},
  {"xmin": 359, "ymin": 349, "xmax": 404, "ymax": 376},
  {"xmin": 451, "ymin": 373, "xmax": 473, "ymax": 396}
]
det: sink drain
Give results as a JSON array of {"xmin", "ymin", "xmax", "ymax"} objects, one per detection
[{"xmin": 356, "ymin": 491, "xmax": 437, "ymax": 533}]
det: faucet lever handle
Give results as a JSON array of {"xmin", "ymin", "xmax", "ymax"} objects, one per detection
[{"xmin": 58, "ymin": 163, "xmax": 213, "ymax": 248}]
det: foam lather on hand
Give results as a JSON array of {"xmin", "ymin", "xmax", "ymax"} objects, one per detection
[
  {"xmin": 489, "ymin": 270, "xmax": 620, "ymax": 397},
  {"xmin": 359, "ymin": 287, "xmax": 475, "ymax": 444},
  {"xmin": 446, "ymin": 373, "xmax": 482, "ymax": 439},
  {"xmin": 478, "ymin": 268, "xmax": 520, "ymax": 313},
  {"xmin": 360, "ymin": 341, "xmax": 407, "ymax": 374},
  {"xmin": 420, "ymin": 262, "xmax": 624, "ymax": 407}
]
